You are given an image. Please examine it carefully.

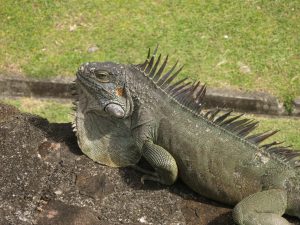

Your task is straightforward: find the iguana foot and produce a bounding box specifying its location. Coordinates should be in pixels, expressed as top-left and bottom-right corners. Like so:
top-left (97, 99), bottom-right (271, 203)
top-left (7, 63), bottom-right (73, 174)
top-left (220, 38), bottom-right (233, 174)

top-left (141, 174), bottom-right (160, 184)
top-left (233, 189), bottom-right (290, 225)
top-left (130, 165), bottom-right (157, 176)
top-left (131, 162), bottom-right (174, 185)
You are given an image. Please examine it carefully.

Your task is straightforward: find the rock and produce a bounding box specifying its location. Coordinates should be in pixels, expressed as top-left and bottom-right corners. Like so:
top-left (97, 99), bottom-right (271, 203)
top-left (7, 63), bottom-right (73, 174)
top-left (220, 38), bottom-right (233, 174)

top-left (0, 103), bottom-right (299, 225)
top-left (87, 45), bottom-right (99, 53)
top-left (238, 62), bottom-right (251, 74)
top-left (69, 24), bottom-right (77, 32)
top-left (36, 201), bottom-right (100, 225)
top-left (292, 97), bottom-right (300, 116)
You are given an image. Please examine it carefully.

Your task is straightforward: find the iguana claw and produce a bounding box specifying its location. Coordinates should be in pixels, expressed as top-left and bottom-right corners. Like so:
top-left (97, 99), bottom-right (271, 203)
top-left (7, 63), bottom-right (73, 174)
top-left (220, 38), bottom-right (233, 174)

top-left (141, 174), bottom-right (161, 184)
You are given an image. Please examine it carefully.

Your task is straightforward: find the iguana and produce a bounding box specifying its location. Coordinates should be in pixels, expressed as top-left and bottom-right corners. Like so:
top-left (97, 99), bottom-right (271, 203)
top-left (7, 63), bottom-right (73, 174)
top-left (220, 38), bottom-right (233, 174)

top-left (73, 46), bottom-right (300, 225)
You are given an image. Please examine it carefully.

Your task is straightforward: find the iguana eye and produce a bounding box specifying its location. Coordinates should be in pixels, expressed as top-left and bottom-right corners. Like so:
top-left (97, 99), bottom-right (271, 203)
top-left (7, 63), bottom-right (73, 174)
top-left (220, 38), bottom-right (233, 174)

top-left (95, 71), bottom-right (110, 83)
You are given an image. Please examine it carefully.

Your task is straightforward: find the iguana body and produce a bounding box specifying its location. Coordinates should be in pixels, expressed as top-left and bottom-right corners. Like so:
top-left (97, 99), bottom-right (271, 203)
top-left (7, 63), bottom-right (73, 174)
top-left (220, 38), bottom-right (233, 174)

top-left (74, 47), bottom-right (300, 225)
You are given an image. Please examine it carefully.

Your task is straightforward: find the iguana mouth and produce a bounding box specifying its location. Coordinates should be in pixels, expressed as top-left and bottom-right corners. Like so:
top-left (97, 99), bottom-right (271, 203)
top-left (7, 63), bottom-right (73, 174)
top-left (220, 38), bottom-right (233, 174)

top-left (104, 103), bottom-right (125, 118)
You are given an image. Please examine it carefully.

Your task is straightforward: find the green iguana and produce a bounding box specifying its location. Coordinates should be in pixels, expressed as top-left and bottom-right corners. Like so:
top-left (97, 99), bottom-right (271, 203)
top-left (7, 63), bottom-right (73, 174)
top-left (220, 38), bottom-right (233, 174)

top-left (73, 46), bottom-right (300, 225)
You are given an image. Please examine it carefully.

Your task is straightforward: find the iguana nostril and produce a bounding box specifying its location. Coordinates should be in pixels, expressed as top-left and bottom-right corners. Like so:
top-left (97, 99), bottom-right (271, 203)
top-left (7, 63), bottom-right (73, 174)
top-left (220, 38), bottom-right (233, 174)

top-left (105, 103), bottom-right (125, 118)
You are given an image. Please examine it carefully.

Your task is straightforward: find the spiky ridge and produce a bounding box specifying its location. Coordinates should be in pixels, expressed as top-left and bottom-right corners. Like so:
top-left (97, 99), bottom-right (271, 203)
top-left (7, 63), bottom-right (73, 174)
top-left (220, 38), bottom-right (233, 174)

top-left (134, 46), bottom-right (300, 168)
top-left (138, 46), bottom-right (206, 114)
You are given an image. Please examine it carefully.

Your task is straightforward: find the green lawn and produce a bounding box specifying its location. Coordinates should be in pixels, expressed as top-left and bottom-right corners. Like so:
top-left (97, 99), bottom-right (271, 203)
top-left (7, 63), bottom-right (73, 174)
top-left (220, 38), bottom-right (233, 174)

top-left (247, 114), bottom-right (300, 150)
top-left (1, 98), bottom-right (300, 149)
top-left (1, 98), bottom-right (73, 123)
top-left (1, 1), bottom-right (299, 108)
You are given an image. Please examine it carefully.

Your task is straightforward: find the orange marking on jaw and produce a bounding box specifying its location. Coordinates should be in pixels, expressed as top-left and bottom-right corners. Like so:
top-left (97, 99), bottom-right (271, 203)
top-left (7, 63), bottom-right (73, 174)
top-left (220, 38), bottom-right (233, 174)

top-left (116, 87), bottom-right (125, 97)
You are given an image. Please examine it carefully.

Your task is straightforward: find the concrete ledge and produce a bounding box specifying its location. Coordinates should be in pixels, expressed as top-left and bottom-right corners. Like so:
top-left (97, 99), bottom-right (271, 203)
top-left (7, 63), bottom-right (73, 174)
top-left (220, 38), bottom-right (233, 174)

top-left (0, 77), bottom-right (299, 116)
top-left (205, 88), bottom-right (286, 115)
top-left (0, 76), bottom-right (73, 99)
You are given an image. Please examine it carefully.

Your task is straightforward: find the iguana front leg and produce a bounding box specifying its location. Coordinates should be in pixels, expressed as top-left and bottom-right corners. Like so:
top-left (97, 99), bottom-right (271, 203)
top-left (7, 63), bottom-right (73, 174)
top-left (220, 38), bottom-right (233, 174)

top-left (131, 123), bottom-right (178, 185)
top-left (233, 189), bottom-right (290, 225)
top-left (140, 140), bottom-right (178, 185)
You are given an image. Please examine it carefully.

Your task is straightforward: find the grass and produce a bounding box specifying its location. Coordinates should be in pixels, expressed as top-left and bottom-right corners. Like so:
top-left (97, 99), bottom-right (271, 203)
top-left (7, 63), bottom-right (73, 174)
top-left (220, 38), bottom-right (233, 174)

top-left (1, 98), bottom-right (300, 149)
top-left (247, 115), bottom-right (300, 150)
top-left (0, 98), bottom-right (73, 123)
top-left (0, 1), bottom-right (299, 106)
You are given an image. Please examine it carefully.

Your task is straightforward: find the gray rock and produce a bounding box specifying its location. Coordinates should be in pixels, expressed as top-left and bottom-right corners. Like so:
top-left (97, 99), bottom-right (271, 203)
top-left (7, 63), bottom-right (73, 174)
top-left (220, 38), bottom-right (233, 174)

top-left (36, 201), bottom-right (100, 225)
top-left (87, 46), bottom-right (99, 53)
top-left (293, 97), bottom-right (300, 116)
top-left (0, 103), bottom-right (298, 225)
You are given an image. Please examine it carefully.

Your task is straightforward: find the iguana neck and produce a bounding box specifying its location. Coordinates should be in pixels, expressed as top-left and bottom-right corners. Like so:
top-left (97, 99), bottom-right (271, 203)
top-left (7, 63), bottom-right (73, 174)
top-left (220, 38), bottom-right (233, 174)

top-left (124, 65), bottom-right (165, 114)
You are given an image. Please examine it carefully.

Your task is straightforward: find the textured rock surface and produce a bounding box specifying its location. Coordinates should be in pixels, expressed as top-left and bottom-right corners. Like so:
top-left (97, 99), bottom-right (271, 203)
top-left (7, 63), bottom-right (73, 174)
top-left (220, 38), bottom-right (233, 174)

top-left (0, 103), bottom-right (299, 225)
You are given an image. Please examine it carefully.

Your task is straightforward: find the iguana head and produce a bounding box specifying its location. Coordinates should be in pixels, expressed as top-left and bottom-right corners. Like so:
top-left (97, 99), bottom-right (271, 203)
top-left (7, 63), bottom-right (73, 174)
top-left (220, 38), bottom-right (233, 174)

top-left (76, 62), bottom-right (132, 118)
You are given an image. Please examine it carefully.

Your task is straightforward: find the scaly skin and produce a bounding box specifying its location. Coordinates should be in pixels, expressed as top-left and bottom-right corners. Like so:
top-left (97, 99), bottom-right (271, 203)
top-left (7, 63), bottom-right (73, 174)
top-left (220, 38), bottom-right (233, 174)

top-left (74, 50), bottom-right (300, 225)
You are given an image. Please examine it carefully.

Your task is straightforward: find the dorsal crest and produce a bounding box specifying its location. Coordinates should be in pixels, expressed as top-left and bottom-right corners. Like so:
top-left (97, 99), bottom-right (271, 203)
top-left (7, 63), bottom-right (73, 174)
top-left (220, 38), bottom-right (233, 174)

top-left (133, 46), bottom-right (300, 168)
top-left (136, 45), bottom-right (206, 114)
